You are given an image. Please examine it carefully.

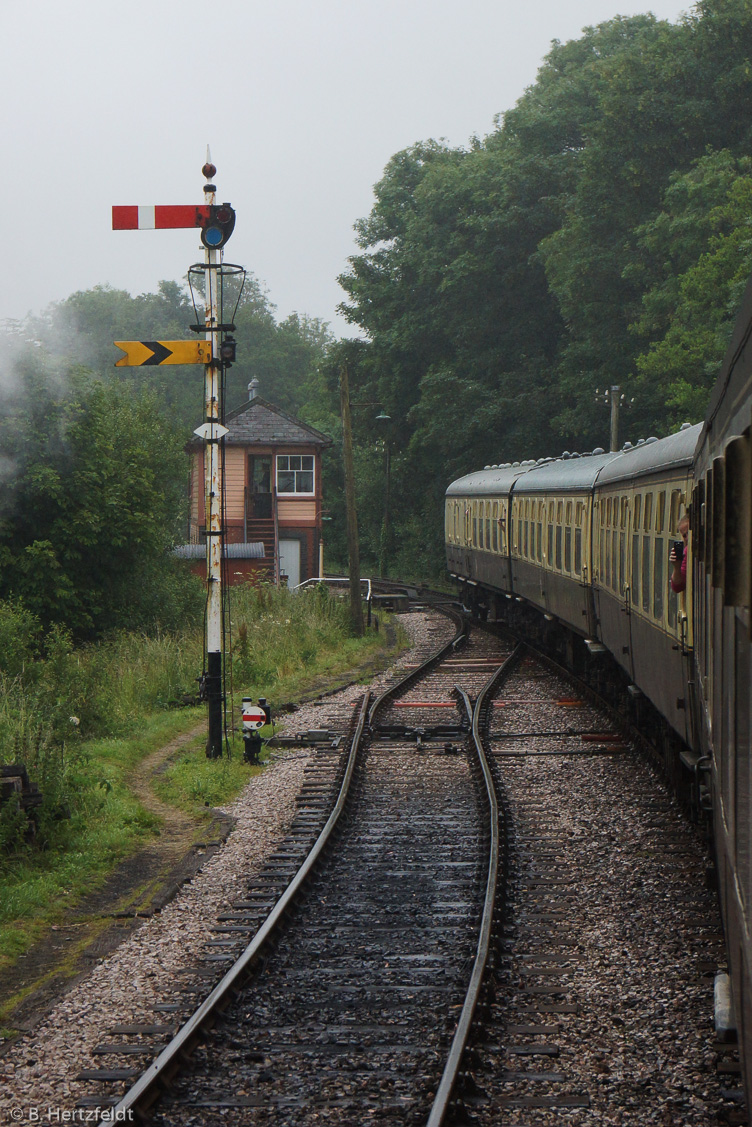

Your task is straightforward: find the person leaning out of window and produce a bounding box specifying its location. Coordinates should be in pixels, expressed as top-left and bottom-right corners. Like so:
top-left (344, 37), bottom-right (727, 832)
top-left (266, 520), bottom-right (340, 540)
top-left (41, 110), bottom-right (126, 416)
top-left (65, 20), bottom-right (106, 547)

top-left (670, 515), bottom-right (689, 593)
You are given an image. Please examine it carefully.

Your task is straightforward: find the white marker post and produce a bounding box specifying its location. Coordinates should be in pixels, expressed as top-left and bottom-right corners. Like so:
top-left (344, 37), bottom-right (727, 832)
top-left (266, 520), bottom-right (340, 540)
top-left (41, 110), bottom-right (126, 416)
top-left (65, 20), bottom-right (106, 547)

top-left (201, 156), bottom-right (225, 759)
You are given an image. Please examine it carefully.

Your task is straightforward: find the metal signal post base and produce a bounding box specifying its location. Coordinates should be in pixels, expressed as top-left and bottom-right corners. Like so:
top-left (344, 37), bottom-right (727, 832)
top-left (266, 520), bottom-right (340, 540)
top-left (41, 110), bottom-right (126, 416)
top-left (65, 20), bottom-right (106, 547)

top-left (206, 651), bottom-right (223, 759)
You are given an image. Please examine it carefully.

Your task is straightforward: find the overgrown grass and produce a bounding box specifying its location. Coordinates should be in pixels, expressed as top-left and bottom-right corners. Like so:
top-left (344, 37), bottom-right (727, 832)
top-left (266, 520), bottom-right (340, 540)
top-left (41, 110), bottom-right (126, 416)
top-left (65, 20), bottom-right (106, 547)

top-left (153, 729), bottom-right (269, 815)
top-left (0, 583), bottom-right (402, 970)
top-left (156, 582), bottom-right (398, 815)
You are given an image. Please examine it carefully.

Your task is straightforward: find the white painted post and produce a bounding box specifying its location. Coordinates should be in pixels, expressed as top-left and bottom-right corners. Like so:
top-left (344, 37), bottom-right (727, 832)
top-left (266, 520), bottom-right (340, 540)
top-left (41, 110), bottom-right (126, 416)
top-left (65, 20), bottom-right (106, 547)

top-left (202, 158), bottom-right (224, 758)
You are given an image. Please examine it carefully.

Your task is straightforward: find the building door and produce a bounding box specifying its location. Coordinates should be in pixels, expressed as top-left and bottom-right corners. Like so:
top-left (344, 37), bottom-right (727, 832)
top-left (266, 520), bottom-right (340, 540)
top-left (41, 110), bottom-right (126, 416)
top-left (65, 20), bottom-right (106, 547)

top-left (249, 456), bottom-right (272, 519)
top-left (279, 539), bottom-right (301, 589)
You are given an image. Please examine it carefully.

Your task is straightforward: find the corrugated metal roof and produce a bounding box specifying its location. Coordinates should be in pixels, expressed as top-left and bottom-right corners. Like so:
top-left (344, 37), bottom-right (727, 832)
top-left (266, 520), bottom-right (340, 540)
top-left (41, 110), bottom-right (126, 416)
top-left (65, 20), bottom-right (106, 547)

top-left (174, 542), bottom-right (266, 560)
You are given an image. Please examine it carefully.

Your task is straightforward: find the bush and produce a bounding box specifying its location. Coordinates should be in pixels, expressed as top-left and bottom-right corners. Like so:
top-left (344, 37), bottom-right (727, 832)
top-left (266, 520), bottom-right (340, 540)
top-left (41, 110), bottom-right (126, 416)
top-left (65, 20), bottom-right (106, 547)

top-left (0, 599), bottom-right (40, 678)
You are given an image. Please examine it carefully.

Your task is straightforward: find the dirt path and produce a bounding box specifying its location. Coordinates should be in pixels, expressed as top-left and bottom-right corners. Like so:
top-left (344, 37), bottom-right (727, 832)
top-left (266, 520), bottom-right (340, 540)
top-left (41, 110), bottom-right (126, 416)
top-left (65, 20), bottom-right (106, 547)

top-left (0, 723), bottom-right (234, 1036)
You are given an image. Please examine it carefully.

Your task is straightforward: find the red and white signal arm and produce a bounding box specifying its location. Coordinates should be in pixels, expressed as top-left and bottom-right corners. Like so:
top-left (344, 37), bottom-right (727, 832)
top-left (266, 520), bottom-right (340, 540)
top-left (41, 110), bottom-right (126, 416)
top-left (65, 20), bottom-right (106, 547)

top-left (242, 703), bottom-right (267, 730)
top-left (112, 205), bottom-right (211, 230)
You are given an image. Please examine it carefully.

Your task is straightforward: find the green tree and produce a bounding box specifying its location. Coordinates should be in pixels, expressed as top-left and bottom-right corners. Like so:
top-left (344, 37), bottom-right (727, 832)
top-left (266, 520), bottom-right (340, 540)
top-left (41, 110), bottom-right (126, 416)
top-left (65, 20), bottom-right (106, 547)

top-left (0, 372), bottom-right (197, 637)
top-left (23, 275), bottom-right (333, 431)
top-left (631, 151), bottom-right (752, 421)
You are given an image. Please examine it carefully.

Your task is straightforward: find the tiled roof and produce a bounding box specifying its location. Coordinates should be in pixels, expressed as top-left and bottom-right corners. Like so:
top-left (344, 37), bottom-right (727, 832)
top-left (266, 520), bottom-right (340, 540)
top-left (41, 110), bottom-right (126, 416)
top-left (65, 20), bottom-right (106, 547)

top-left (189, 396), bottom-right (332, 447)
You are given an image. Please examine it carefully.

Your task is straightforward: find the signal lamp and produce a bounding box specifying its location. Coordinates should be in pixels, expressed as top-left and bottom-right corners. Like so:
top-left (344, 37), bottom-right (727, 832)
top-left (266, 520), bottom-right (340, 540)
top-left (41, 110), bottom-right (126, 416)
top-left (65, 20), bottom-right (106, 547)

top-left (201, 203), bottom-right (236, 249)
top-left (219, 336), bottom-right (237, 365)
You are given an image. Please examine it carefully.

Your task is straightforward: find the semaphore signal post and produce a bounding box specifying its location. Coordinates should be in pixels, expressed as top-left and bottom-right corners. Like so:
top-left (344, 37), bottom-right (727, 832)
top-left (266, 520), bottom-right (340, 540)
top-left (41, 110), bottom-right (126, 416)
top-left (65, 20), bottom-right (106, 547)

top-left (112, 154), bottom-right (244, 759)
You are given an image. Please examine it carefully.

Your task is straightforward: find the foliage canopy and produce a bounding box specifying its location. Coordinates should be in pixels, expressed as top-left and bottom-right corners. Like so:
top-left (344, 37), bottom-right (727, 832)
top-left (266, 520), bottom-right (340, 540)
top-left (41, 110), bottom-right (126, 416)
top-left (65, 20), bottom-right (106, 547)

top-left (336, 0), bottom-right (752, 575)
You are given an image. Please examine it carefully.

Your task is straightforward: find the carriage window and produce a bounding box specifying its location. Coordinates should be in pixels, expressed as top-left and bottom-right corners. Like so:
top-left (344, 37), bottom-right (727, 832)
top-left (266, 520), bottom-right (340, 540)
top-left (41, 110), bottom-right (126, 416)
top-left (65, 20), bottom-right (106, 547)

top-left (642, 536), bottom-right (651, 612)
top-left (632, 533), bottom-right (640, 607)
top-left (633, 494), bottom-right (642, 531)
top-left (612, 530), bottom-right (618, 590)
top-left (564, 526), bottom-right (572, 573)
top-left (656, 492), bottom-right (666, 534)
top-left (605, 527), bottom-right (611, 587)
top-left (548, 525), bottom-right (554, 566)
top-left (537, 522), bottom-right (542, 562)
top-left (492, 504), bottom-right (498, 552)
top-left (574, 527), bottom-right (582, 575)
top-left (619, 532), bottom-right (626, 595)
top-left (555, 525), bottom-right (563, 570)
top-left (653, 537), bottom-right (665, 619)
top-left (668, 583), bottom-right (678, 628)
top-left (643, 493), bottom-right (653, 532)
top-left (524, 519), bottom-right (529, 558)
top-left (606, 497), bottom-right (612, 527)
top-left (621, 497), bottom-right (629, 528)
top-left (486, 516), bottom-right (491, 549)
top-left (669, 489), bottom-right (682, 535)
top-left (566, 501), bottom-right (573, 525)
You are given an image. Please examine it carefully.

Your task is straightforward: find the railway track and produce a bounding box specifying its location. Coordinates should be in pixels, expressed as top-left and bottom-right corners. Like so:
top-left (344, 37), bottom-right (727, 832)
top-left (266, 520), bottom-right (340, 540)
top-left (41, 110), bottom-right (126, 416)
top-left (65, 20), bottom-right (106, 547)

top-left (68, 599), bottom-right (739, 1126)
top-left (74, 605), bottom-right (515, 1124)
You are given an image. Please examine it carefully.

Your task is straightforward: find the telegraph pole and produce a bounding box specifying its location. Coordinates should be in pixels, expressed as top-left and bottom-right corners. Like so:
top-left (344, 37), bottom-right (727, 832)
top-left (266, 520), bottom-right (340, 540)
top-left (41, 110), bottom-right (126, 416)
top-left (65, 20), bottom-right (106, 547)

top-left (595, 385), bottom-right (633, 452)
top-left (339, 364), bottom-right (364, 636)
top-left (609, 385), bottom-right (620, 454)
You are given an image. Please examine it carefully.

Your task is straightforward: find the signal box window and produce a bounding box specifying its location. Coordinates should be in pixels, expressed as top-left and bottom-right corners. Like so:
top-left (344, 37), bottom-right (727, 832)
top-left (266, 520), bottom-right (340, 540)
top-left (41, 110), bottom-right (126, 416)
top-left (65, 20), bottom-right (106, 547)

top-left (277, 455), bottom-right (314, 494)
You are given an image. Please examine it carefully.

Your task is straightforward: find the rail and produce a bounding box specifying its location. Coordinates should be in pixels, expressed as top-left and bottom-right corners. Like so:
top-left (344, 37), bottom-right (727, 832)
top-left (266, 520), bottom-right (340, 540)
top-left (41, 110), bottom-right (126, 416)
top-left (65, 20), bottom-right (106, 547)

top-left (112, 691), bottom-right (372, 1120)
top-left (426, 643), bottom-right (520, 1126)
top-left (368, 604), bottom-right (467, 726)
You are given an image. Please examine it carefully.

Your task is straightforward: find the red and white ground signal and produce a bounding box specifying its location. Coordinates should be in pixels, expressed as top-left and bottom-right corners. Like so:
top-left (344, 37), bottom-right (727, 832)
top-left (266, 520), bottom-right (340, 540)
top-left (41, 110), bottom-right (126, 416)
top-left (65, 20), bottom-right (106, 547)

top-left (242, 701), bottom-right (267, 731)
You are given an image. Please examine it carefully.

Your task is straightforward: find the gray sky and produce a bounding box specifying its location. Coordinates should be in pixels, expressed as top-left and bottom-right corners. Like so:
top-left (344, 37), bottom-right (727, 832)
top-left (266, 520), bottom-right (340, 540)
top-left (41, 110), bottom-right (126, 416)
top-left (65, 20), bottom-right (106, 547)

top-left (3, 0), bottom-right (689, 337)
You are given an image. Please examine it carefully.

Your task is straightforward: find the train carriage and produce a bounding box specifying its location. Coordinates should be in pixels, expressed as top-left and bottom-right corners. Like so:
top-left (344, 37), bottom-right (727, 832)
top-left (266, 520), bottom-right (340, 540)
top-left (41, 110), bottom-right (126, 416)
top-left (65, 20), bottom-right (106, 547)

top-left (445, 463), bottom-right (532, 602)
top-left (445, 321), bottom-right (751, 1100)
top-left (693, 275), bottom-right (752, 1096)
top-left (595, 424), bottom-right (701, 746)
top-left (510, 451), bottom-right (619, 638)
